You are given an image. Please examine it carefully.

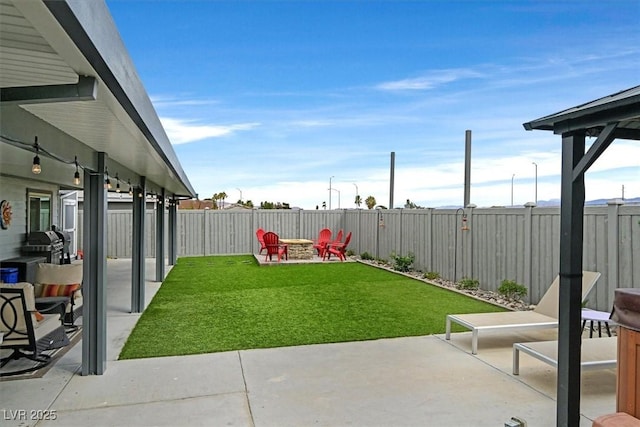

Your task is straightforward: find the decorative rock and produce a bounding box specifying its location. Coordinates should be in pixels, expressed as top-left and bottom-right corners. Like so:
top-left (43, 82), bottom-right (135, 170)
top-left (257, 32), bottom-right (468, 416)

top-left (357, 258), bottom-right (532, 311)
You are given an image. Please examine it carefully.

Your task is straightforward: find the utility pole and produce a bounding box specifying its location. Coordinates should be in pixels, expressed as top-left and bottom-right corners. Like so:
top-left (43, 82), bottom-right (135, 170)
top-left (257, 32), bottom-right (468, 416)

top-left (464, 130), bottom-right (472, 207)
top-left (511, 174), bottom-right (515, 206)
top-left (389, 152), bottom-right (395, 209)
top-left (329, 176), bottom-right (334, 210)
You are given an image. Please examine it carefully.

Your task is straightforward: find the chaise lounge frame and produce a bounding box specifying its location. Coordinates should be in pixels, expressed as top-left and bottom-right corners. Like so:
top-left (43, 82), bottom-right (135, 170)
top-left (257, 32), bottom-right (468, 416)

top-left (512, 336), bottom-right (617, 375)
top-left (445, 271), bottom-right (601, 354)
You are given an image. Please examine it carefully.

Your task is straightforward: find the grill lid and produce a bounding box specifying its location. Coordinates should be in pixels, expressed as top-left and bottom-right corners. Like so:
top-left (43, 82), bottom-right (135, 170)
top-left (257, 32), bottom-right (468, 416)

top-left (27, 230), bottom-right (60, 245)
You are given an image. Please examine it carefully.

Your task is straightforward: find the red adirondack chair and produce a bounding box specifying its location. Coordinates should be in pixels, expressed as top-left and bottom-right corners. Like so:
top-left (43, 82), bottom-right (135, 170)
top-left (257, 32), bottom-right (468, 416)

top-left (312, 228), bottom-right (332, 258)
top-left (256, 228), bottom-right (267, 254)
top-left (330, 229), bottom-right (344, 246)
top-left (324, 231), bottom-right (352, 261)
top-left (263, 231), bottom-right (288, 262)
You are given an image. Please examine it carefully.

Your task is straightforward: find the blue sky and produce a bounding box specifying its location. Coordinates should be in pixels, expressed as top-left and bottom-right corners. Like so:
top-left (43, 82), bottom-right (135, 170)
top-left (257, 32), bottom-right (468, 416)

top-left (106, 0), bottom-right (639, 209)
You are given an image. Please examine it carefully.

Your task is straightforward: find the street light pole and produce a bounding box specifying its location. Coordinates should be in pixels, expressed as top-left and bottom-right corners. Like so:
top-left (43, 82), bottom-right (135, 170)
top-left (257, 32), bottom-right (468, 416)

top-left (532, 162), bottom-right (538, 205)
top-left (511, 174), bottom-right (515, 206)
top-left (329, 176), bottom-right (334, 210)
top-left (236, 187), bottom-right (242, 202)
top-left (330, 188), bottom-right (341, 209)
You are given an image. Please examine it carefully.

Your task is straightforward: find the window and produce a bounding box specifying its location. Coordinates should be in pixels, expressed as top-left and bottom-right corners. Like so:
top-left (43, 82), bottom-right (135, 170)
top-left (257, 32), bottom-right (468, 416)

top-left (27, 190), bottom-right (52, 233)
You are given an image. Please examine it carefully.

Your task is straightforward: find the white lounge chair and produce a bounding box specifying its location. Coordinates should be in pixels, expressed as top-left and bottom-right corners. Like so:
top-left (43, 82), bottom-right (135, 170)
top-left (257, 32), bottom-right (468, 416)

top-left (445, 271), bottom-right (601, 354)
top-left (512, 336), bottom-right (617, 375)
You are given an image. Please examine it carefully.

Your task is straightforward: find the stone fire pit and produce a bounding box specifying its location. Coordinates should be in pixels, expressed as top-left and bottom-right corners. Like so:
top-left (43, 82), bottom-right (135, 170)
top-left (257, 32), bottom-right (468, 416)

top-left (279, 239), bottom-right (314, 260)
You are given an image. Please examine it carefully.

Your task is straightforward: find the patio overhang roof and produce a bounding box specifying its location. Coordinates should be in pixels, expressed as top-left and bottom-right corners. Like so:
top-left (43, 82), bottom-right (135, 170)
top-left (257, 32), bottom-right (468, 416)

top-left (523, 85), bottom-right (640, 426)
top-left (0, 0), bottom-right (196, 198)
top-left (523, 85), bottom-right (640, 139)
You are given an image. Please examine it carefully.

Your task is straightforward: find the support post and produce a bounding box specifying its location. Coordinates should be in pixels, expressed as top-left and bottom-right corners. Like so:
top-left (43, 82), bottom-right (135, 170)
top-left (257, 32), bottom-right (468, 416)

top-left (81, 153), bottom-right (108, 375)
top-left (607, 199), bottom-right (624, 308)
top-left (557, 132), bottom-right (586, 427)
top-left (131, 177), bottom-right (146, 313)
top-left (168, 197), bottom-right (177, 265)
top-left (155, 188), bottom-right (165, 281)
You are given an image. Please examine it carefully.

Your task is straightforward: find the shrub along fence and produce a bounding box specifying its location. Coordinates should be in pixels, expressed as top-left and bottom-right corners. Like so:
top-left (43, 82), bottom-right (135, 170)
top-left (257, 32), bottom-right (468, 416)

top-left (80, 201), bottom-right (639, 311)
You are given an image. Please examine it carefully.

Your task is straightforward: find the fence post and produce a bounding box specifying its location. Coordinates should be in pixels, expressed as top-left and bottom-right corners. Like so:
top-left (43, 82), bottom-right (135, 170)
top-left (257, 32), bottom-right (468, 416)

top-left (426, 208), bottom-right (433, 272)
top-left (203, 209), bottom-right (209, 256)
top-left (298, 208), bottom-right (303, 239)
top-left (251, 209), bottom-right (257, 254)
top-left (399, 209), bottom-right (404, 255)
top-left (524, 202), bottom-right (536, 303)
top-left (376, 210), bottom-right (382, 260)
top-left (356, 208), bottom-right (362, 256)
top-left (607, 199), bottom-right (624, 308)
top-left (464, 204), bottom-right (476, 283)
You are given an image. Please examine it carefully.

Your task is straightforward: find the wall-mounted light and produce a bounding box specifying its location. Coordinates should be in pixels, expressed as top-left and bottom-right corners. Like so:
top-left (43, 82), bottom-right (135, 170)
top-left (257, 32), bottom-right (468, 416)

top-left (461, 213), bottom-right (470, 231)
top-left (73, 156), bottom-right (81, 185)
top-left (32, 137), bottom-right (41, 174)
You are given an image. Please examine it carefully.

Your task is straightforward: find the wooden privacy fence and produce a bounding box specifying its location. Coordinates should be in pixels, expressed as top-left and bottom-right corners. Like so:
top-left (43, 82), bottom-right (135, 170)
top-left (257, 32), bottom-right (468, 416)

top-left (79, 201), bottom-right (639, 312)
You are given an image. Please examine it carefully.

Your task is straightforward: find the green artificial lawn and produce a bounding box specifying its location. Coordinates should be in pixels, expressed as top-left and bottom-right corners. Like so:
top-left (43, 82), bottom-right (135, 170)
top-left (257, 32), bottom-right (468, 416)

top-left (119, 255), bottom-right (506, 359)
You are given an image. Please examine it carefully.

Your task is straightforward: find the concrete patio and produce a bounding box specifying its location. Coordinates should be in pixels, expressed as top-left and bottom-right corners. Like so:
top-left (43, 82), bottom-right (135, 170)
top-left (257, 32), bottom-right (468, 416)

top-left (0, 258), bottom-right (618, 427)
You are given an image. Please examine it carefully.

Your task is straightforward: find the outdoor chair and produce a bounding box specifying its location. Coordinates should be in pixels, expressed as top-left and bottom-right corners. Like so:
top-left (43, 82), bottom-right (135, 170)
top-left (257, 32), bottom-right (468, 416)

top-left (324, 231), bottom-right (352, 261)
top-left (263, 231), bottom-right (288, 262)
top-left (329, 229), bottom-right (344, 247)
top-left (1, 283), bottom-right (69, 376)
top-left (312, 228), bottom-right (332, 258)
top-left (445, 271), bottom-right (601, 354)
top-left (256, 228), bottom-right (267, 254)
top-left (34, 262), bottom-right (83, 329)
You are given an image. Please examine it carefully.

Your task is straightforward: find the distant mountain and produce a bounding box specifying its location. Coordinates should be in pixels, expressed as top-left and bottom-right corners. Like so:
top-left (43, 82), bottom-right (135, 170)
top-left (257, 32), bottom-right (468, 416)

top-left (430, 197), bottom-right (639, 209)
top-left (535, 199), bottom-right (561, 207)
top-left (521, 197), bottom-right (639, 207)
top-left (521, 196), bottom-right (640, 207)
top-left (585, 197), bottom-right (640, 206)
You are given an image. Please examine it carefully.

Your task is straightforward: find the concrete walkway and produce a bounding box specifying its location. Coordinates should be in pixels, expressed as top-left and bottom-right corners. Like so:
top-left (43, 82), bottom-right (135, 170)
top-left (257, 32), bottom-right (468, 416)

top-left (0, 259), bottom-right (617, 426)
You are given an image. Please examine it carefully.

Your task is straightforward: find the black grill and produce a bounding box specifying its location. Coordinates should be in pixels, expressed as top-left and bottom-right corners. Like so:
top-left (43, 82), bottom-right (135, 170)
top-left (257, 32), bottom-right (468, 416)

top-left (51, 228), bottom-right (72, 264)
top-left (22, 231), bottom-right (63, 264)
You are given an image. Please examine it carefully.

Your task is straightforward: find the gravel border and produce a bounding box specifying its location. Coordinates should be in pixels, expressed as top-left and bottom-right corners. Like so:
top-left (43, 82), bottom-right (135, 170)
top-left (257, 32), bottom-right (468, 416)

top-left (356, 259), bottom-right (533, 312)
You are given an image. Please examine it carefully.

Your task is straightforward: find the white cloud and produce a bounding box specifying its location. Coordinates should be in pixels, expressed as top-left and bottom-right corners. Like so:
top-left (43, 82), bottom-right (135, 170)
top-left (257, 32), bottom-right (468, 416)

top-left (376, 68), bottom-right (483, 91)
top-left (160, 117), bottom-right (260, 145)
top-left (150, 95), bottom-right (220, 107)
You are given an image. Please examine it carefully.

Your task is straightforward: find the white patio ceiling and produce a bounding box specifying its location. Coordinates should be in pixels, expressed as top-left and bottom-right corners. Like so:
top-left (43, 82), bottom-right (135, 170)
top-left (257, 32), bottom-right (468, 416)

top-left (0, 0), bottom-right (195, 198)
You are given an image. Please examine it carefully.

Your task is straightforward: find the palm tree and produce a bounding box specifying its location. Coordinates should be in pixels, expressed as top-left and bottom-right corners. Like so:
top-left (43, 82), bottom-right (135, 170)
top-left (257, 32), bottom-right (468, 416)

top-left (355, 195), bottom-right (362, 208)
top-left (218, 191), bottom-right (228, 209)
top-left (365, 196), bottom-right (376, 209)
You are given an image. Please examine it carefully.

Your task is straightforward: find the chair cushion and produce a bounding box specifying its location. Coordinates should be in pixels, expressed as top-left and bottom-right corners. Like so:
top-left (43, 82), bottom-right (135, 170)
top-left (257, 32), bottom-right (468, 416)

top-left (35, 262), bottom-right (83, 286)
top-left (41, 283), bottom-right (80, 297)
